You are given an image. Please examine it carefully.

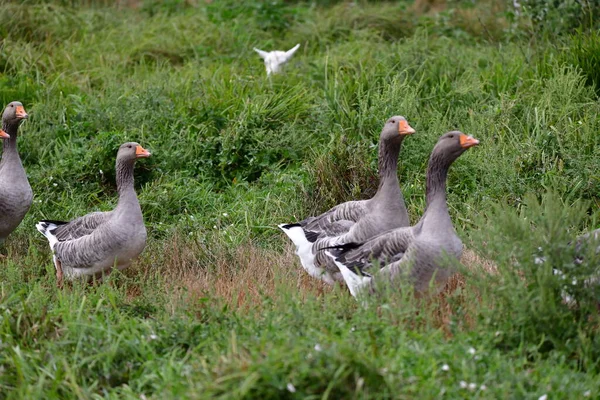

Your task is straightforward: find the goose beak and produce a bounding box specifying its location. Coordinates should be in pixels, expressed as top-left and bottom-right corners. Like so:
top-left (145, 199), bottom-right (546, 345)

top-left (398, 120), bottom-right (416, 135)
top-left (135, 145), bottom-right (151, 158)
top-left (15, 105), bottom-right (28, 120)
top-left (459, 134), bottom-right (479, 148)
top-left (0, 129), bottom-right (9, 139)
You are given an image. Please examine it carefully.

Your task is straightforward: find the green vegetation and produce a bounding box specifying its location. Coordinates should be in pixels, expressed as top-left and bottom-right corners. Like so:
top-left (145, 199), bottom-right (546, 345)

top-left (1, 0), bottom-right (599, 398)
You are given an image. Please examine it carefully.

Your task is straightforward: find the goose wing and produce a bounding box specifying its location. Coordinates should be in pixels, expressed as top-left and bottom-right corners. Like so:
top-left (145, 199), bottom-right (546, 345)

top-left (301, 200), bottom-right (368, 233)
top-left (53, 227), bottom-right (121, 269)
top-left (329, 227), bottom-right (415, 274)
top-left (42, 211), bottom-right (112, 242)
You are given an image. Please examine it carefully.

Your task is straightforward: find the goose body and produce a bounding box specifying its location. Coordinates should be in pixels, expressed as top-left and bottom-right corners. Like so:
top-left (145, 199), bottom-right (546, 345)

top-left (36, 142), bottom-right (150, 285)
top-left (254, 44), bottom-right (300, 75)
top-left (280, 116), bottom-right (415, 283)
top-left (326, 132), bottom-right (479, 298)
top-left (0, 102), bottom-right (32, 242)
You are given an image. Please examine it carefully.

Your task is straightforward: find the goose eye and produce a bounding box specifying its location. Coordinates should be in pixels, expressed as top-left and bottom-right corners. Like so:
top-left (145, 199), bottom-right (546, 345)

top-left (10, 104), bottom-right (13, 108)
top-left (391, 120), bottom-right (395, 124)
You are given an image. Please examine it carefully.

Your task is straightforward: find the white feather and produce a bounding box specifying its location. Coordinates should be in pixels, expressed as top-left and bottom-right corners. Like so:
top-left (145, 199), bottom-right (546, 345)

top-left (324, 251), bottom-right (372, 298)
top-left (35, 221), bottom-right (59, 251)
top-left (278, 224), bottom-right (334, 284)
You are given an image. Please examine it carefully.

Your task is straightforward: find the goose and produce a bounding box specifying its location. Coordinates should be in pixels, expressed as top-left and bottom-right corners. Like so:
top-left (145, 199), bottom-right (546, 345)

top-left (36, 142), bottom-right (151, 287)
top-left (280, 116), bottom-right (416, 283)
top-left (0, 101), bottom-right (32, 242)
top-left (254, 43), bottom-right (300, 76)
top-left (325, 131), bottom-right (479, 298)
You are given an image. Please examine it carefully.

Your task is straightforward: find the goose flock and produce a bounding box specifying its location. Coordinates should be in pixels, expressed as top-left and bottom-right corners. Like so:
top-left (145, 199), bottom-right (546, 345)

top-left (0, 99), bottom-right (597, 302)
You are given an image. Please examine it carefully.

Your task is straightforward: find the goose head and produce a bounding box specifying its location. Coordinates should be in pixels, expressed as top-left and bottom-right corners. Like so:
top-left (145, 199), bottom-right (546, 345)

top-left (380, 116), bottom-right (415, 143)
top-left (434, 131), bottom-right (479, 162)
top-left (118, 142), bottom-right (151, 162)
top-left (2, 101), bottom-right (28, 126)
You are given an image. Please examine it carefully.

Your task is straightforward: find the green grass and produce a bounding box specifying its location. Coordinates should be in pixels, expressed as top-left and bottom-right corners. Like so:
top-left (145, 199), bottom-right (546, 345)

top-left (1, 0), bottom-right (600, 398)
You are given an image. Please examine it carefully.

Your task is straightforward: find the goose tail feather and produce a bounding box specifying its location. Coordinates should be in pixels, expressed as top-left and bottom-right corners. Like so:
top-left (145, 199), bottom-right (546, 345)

top-left (324, 251), bottom-right (371, 298)
top-left (36, 221), bottom-right (60, 251)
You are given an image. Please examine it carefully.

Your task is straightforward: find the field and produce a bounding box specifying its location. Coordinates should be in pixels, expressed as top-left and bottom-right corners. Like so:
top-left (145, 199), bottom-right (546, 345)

top-left (1, 0), bottom-right (600, 398)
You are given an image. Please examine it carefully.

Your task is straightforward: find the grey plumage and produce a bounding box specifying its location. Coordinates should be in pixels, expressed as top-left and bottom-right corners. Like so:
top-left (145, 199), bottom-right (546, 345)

top-left (327, 131), bottom-right (480, 297)
top-left (36, 142), bottom-right (151, 285)
top-left (280, 116), bottom-right (416, 283)
top-left (0, 101), bottom-right (32, 242)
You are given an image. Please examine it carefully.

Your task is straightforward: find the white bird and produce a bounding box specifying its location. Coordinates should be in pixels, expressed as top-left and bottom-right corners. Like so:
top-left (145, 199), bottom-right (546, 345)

top-left (253, 43), bottom-right (300, 76)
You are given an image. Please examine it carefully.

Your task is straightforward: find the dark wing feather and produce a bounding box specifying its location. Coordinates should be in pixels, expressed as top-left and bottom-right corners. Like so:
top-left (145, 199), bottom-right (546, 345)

top-left (334, 228), bottom-right (415, 273)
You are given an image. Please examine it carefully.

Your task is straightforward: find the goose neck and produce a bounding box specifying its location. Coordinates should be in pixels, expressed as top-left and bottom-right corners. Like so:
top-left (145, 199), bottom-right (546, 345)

top-left (375, 138), bottom-right (401, 194)
top-left (116, 158), bottom-right (137, 202)
top-left (2, 121), bottom-right (20, 154)
top-left (420, 151), bottom-right (452, 230)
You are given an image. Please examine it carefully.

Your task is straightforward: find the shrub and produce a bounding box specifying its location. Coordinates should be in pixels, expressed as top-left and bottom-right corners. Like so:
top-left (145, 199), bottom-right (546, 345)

top-left (471, 192), bottom-right (600, 371)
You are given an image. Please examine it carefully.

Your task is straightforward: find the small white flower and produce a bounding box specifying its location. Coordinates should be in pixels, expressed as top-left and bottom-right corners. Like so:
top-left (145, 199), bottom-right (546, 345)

top-left (53, 183), bottom-right (58, 187)
top-left (467, 347), bottom-right (476, 355)
top-left (314, 344), bottom-right (322, 352)
top-left (441, 364), bottom-right (450, 371)
top-left (49, 176), bottom-right (53, 181)
top-left (480, 384), bottom-right (487, 391)
top-left (538, 395), bottom-right (548, 400)
top-left (99, 169), bottom-right (103, 175)
top-left (459, 381), bottom-right (468, 389)
top-left (495, 331), bottom-right (502, 337)
top-left (222, 212), bottom-right (228, 217)
top-left (286, 383), bottom-right (296, 393)
top-left (468, 383), bottom-right (477, 391)
top-left (356, 377), bottom-right (365, 389)
top-left (149, 334), bottom-right (158, 340)
top-left (584, 390), bottom-right (591, 397)
top-left (213, 225), bottom-right (217, 229)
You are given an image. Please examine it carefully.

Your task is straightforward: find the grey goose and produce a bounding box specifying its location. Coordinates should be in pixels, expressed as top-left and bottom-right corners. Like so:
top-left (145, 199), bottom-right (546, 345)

top-left (280, 116), bottom-right (415, 284)
top-left (325, 132), bottom-right (479, 298)
top-left (0, 101), bottom-right (32, 242)
top-left (36, 142), bottom-right (151, 286)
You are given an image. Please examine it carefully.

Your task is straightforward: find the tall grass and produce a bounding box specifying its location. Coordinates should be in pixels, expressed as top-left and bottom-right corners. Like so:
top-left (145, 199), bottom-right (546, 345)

top-left (0, 0), bottom-right (599, 398)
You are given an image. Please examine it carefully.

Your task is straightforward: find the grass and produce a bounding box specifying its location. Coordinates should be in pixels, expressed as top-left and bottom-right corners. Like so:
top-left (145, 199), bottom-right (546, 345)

top-left (1, 0), bottom-right (600, 398)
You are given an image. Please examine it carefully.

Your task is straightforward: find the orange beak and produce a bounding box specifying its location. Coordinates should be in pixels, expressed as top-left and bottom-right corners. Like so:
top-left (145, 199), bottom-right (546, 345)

top-left (398, 120), bottom-right (416, 135)
top-left (135, 145), bottom-right (151, 158)
top-left (459, 134), bottom-right (479, 148)
top-left (15, 105), bottom-right (28, 119)
top-left (0, 129), bottom-right (9, 139)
